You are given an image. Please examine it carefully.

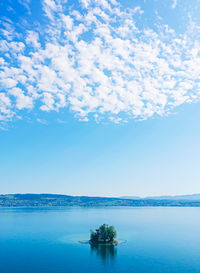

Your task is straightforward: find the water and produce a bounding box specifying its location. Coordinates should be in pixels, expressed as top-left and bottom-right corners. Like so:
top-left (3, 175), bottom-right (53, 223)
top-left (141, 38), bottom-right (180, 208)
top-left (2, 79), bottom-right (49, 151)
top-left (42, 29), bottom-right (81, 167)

top-left (0, 207), bottom-right (200, 273)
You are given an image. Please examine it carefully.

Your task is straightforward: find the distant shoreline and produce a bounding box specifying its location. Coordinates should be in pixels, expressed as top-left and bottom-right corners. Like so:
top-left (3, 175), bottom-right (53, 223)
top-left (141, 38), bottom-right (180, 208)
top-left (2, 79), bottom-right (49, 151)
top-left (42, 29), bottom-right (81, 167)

top-left (0, 194), bottom-right (200, 207)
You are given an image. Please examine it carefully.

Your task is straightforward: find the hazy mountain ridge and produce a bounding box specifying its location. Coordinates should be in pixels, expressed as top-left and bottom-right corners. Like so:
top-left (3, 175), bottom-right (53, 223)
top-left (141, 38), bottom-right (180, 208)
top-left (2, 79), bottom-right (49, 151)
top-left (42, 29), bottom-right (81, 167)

top-left (0, 194), bottom-right (200, 207)
top-left (121, 194), bottom-right (200, 200)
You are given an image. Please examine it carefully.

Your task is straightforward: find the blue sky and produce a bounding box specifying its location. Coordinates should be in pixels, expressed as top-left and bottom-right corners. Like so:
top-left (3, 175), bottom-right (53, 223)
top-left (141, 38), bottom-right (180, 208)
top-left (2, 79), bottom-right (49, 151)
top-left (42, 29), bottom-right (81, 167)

top-left (0, 0), bottom-right (200, 196)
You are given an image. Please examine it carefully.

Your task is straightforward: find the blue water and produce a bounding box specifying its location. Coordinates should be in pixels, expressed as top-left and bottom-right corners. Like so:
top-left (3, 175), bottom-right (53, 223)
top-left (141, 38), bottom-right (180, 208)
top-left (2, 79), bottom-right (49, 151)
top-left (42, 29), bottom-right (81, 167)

top-left (0, 207), bottom-right (200, 273)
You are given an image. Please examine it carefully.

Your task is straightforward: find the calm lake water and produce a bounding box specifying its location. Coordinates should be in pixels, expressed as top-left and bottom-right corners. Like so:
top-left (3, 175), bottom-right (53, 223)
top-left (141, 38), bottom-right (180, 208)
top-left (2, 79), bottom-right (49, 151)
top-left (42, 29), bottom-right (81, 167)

top-left (0, 207), bottom-right (200, 273)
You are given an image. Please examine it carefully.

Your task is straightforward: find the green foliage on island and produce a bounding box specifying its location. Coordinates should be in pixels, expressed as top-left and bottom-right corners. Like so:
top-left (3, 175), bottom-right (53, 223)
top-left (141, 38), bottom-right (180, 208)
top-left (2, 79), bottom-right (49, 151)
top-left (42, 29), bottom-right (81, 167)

top-left (90, 224), bottom-right (117, 245)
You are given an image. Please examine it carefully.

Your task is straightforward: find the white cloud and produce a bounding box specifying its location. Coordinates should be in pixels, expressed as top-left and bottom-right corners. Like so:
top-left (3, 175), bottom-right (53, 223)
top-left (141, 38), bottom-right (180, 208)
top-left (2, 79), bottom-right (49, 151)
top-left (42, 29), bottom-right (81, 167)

top-left (1, 0), bottom-right (200, 124)
top-left (18, 0), bottom-right (31, 14)
top-left (26, 31), bottom-right (40, 48)
top-left (79, 0), bottom-right (91, 8)
top-left (36, 118), bottom-right (48, 124)
top-left (172, 0), bottom-right (177, 9)
top-left (0, 93), bottom-right (12, 121)
top-left (43, 0), bottom-right (61, 20)
top-left (40, 92), bottom-right (55, 111)
top-left (0, 78), bottom-right (17, 89)
top-left (9, 88), bottom-right (33, 109)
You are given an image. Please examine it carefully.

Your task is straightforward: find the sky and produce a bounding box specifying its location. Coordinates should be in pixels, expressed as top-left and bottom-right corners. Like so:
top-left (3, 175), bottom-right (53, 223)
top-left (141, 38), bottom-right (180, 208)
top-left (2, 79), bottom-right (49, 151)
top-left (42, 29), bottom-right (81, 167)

top-left (0, 0), bottom-right (200, 196)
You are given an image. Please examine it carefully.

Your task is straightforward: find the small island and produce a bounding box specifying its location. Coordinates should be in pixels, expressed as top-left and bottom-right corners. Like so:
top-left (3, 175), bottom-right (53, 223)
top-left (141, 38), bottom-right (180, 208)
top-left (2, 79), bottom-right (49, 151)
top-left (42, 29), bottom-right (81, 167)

top-left (90, 224), bottom-right (118, 245)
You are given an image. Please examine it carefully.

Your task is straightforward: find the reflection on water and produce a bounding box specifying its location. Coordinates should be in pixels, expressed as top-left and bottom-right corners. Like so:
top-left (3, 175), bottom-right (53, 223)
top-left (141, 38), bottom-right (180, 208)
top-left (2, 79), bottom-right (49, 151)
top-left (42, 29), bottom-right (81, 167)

top-left (2, 208), bottom-right (200, 273)
top-left (90, 244), bottom-right (117, 261)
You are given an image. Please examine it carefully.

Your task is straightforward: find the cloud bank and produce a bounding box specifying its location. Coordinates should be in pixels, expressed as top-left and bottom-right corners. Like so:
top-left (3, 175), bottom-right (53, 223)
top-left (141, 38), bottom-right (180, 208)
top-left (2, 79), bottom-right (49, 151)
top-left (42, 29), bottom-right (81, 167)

top-left (0, 0), bottom-right (200, 124)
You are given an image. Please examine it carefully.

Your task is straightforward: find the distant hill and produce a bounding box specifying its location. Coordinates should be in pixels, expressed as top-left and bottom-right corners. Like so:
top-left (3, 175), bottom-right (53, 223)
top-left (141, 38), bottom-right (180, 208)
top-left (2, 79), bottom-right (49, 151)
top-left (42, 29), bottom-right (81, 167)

top-left (120, 196), bottom-right (141, 200)
top-left (0, 193), bottom-right (200, 207)
top-left (121, 194), bottom-right (200, 201)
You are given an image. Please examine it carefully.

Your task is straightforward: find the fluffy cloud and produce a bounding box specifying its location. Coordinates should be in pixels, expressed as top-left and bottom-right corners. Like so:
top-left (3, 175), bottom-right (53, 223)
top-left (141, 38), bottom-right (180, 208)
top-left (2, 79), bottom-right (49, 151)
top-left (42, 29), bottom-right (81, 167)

top-left (0, 0), bottom-right (200, 124)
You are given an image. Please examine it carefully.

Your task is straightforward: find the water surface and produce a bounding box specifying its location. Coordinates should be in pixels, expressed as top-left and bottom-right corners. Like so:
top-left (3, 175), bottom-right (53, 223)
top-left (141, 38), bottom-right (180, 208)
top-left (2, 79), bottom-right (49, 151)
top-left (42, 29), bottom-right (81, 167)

top-left (0, 207), bottom-right (200, 273)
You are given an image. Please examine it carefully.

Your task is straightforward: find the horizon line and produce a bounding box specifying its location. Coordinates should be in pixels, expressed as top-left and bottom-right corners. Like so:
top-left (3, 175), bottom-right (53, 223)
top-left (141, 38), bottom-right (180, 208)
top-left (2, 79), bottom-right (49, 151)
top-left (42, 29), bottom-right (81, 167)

top-left (1, 193), bottom-right (200, 198)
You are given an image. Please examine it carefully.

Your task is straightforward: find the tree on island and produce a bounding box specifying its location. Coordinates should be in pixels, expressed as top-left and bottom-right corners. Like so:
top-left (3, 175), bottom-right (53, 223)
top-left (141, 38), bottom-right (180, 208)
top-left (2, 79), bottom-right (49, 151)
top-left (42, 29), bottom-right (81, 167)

top-left (90, 224), bottom-right (117, 245)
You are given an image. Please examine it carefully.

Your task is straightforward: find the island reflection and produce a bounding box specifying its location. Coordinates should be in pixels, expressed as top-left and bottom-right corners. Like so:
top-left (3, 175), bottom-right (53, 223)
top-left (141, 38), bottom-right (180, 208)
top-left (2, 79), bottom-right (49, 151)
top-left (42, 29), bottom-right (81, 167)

top-left (90, 244), bottom-right (117, 261)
